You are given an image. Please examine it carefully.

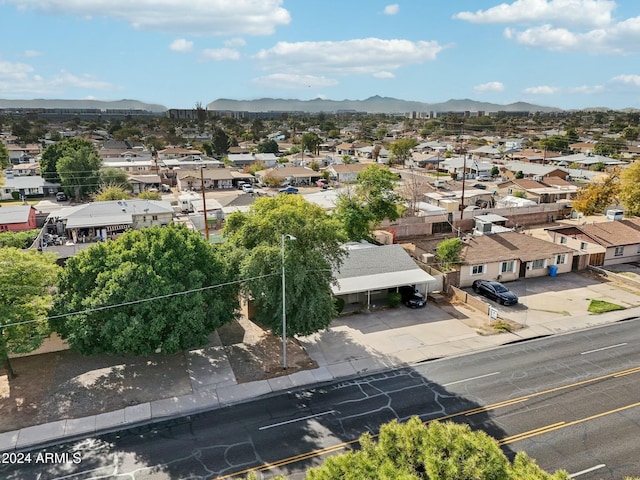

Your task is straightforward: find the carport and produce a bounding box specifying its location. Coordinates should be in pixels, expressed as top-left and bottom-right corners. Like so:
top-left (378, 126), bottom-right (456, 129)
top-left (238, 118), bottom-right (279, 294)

top-left (332, 243), bottom-right (436, 309)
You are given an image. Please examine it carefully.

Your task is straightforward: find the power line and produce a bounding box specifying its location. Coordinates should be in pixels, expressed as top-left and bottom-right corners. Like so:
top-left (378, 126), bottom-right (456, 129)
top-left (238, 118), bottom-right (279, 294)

top-left (0, 271), bottom-right (279, 329)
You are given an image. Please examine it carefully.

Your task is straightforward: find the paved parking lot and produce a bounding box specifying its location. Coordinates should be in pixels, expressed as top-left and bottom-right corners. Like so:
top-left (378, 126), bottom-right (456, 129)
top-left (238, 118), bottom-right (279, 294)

top-left (467, 272), bottom-right (640, 327)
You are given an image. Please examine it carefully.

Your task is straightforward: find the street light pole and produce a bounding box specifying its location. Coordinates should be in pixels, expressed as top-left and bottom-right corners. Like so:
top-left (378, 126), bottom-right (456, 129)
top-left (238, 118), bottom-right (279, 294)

top-left (200, 166), bottom-right (209, 241)
top-left (281, 233), bottom-right (296, 369)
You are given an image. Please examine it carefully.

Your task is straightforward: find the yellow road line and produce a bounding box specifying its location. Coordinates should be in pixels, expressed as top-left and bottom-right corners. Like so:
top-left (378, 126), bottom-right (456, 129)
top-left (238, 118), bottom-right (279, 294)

top-left (212, 364), bottom-right (640, 479)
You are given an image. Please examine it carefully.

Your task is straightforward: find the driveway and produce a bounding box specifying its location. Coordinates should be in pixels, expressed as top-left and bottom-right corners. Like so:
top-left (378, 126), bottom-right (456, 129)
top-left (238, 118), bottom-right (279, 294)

top-left (466, 272), bottom-right (640, 327)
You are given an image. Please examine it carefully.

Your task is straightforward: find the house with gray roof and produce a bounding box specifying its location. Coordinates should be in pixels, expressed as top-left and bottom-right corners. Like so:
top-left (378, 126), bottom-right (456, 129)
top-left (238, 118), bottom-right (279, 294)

top-left (44, 199), bottom-right (174, 245)
top-left (332, 243), bottom-right (436, 308)
top-left (0, 174), bottom-right (60, 200)
top-left (0, 205), bottom-right (37, 232)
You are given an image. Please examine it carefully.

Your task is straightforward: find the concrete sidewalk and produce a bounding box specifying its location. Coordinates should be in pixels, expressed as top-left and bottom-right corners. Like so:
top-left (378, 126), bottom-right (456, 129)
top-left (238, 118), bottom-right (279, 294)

top-left (1, 303), bottom-right (639, 453)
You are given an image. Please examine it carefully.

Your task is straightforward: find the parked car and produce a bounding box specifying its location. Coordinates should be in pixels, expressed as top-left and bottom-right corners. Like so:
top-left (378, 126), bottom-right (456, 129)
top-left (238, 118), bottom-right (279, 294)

top-left (279, 186), bottom-right (299, 194)
top-left (476, 175), bottom-right (492, 182)
top-left (241, 183), bottom-right (254, 193)
top-left (472, 183), bottom-right (487, 190)
top-left (472, 280), bottom-right (518, 306)
top-left (398, 286), bottom-right (427, 308)
top-left (56, 192), bottom-right (68, 202)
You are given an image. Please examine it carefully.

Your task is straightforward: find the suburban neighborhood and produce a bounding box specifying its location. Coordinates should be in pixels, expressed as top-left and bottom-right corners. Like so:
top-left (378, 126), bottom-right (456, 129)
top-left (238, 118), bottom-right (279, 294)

top-left (2, 105), bottom-right (640, 479)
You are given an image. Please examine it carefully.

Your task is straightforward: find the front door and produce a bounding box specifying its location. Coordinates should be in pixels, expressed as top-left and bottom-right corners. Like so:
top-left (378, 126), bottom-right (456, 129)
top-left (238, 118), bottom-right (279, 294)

top-left (519, 261), bottom-right (527, 278)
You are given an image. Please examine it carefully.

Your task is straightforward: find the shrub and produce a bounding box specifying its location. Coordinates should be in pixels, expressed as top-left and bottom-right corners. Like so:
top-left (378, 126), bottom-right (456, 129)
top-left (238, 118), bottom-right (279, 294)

top-left (11, 191), bottom-right (20, 200)
top-left (334, 297), bottom-right (345, 315)
top-left (387, 292), bottom-right (402, 308)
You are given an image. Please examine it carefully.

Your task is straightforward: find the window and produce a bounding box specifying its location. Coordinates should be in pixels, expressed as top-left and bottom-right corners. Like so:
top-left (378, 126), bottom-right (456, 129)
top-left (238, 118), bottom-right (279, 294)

top-left (470, 265), bottom-right (485, 275)
top-left (500, 260), bottom-right (515, 273)
top-left (556, 254), bottom-right (567, 265)
top-left (560, 236), bottom-right (567, 244)
top-left (531, 259), bottom-right (546, 269)
top-left (507, 188), bottom-right (513, 195)
top-left (580, 242), bottom-right (588, 250)
top-left (614, 246), bottom-right (624, 257)
top-left (152, 215), bottom-right (158, 221)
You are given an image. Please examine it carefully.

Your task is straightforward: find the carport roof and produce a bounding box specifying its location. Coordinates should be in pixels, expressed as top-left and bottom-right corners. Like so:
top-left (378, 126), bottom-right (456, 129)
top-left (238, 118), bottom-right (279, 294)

top-left (332, 244), bottom-right (435, 295)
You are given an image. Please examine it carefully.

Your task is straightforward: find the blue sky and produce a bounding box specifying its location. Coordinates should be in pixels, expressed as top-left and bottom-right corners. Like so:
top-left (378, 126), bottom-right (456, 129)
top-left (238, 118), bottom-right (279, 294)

top-left (1, 0), bottom-right (640, 110)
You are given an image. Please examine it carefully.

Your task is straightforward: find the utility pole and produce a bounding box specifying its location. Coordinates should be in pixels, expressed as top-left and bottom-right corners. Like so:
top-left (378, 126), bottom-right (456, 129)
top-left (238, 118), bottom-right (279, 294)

top-left (459, 126), bottom-right (467, 220)
top-left (200, 167), bottom-right (209, 241)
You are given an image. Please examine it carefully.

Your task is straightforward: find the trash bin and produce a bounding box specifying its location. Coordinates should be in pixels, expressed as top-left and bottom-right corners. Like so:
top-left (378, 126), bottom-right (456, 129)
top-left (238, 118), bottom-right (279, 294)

top-left (547, 265), bottom-right (558, 277)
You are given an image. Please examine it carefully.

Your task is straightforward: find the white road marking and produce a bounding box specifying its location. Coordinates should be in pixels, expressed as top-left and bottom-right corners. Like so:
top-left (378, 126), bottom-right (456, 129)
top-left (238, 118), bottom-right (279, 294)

top-left (569, 464), bottom-right (606, 477)
top-left (580, 343), bottom-right (627, 355)
top-left (259, 410), bottom-right (335, 430)
top-left (443, 371), bottom-right (501, 387)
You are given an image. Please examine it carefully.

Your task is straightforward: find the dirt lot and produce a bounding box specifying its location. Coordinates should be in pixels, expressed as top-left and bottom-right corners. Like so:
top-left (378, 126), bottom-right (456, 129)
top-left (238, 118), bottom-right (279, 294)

top-left (0, 317), bottom-right (315, 433)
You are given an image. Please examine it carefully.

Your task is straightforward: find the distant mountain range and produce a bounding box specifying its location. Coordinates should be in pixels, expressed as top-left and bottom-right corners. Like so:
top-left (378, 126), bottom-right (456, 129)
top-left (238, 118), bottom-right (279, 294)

top-left (207, 95), bottom-right (563, 114)
top-left (0, 99), bottom-right (167, 112)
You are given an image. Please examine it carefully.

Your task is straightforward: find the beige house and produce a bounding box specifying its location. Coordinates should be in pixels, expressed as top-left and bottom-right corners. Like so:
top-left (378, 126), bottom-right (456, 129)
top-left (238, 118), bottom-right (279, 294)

top-left (546, 218), bottom-right (640, 266)
top-left (459, 232), bottom-right (574, 287)
top-left (327, 163), bottom-right (370, 183)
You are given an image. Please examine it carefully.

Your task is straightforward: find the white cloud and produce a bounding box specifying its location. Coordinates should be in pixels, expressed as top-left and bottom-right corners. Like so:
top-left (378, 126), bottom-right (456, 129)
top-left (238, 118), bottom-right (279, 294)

top-left (523, 85), bottom-right (560, 94)
top-left (21, 50), bottom-right (43, 58)
top-left (224, 38), bottom-right (246, 47)
top-left (170, 39), bottom-right (193, 52)
top-left (200, 48), bottom-right (240, 61)
top-left (474, 81), bottom-right (504, 93)
top-left (569, 85), bottom-right (605, 94)
top-left (0, 59), bottom-right (115, 97)
top-left (612, 74), bottom-right (640, 87)
top-left (373, 71), bottom-right (395, 79)
top-left (454, 0), bottom-right (614, 28)
top-left (384, 4), bottom-right (399, 15)
top-left (7, 0), bottom-right (291, 36)
top-left (252, 73), bottom-right (338, 90)
top-left (254, 38), bottom-right (445, 75)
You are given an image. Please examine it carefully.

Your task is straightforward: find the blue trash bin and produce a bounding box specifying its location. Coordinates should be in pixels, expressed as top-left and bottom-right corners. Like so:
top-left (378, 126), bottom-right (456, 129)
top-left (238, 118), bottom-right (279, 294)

top-left (548, 265), bottom-right (558, 277)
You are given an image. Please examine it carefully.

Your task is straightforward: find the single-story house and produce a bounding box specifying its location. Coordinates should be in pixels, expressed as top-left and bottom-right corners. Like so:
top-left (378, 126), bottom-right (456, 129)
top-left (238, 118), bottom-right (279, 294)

top-left (332, 243), bottom-right (436, 308)
top-left (499, 161), bottom-right (569, 181)
top-left (546, 218), bottom-right (640, 266)
top-left (128, 174), bottom-right (163, 194)
top-left (326, 163), bottom-right (370, 183)
top-left (0, 205), bottom-right (37, 232)
top-left (1, 174), bottom-right (60, 200)
top-left (44, 199), bottom-right (174, 245)
top-left (227, 153), bottom-right (278, 168)
top-left (176, 168), bottom-right (238, 191)
top-left (11, 163), bottom-right (40, 176)
top-left (255, 166), bottom-right (321, 186)
top-left (459, 231), bottom-right (574, 287)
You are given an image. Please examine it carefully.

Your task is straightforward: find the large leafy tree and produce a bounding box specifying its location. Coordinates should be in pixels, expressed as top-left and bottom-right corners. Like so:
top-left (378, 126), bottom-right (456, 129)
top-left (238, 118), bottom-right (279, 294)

top-left (57, 145), bottom-right (102, 199)
top-left (620, 160), bottom-right (640, 215)
top-left (305, 417), bottom-right (569, 480)
top-left (389, 138), bottom-right (418, 165)
top-left (257, 139), bottom-right (279, 154)
top-left (40, 137), bottom-right (96, 183)
top-left (300, 132), bottom-right (322, 155)
top-left (94, 185), bottom-right (132, 201)
top-left (334, 191), bottom-right (376, 242)
top-left (0, 142), bottom-right (9, 169)
top-left (99, 167), bottom-right (131, 190)
top-left (436, 238), bottom-right (463, 271)
top-left (223, 195), bottom-right (346, 337)
top-left (356, 164), bottom-right (403, 224)
top-left (211, 127), bottom-right (230, 157)
top-left (0, 248), bottom-right (60, 377)
top-left (51, 225), bottom-right (238, 355)
top-left (572, 169), bottom-right (620, 216)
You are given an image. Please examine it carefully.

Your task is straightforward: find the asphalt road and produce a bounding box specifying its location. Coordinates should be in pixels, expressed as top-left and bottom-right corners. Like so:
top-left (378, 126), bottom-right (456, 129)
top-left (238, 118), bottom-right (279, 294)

top-left (2, 318), bottom-right (640, 480)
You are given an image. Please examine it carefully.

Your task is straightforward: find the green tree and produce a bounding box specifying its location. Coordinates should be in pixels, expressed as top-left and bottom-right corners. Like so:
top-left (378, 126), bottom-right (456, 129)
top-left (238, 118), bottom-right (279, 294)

top-left (138, 190), bottom-right (162, 200)
top-left (540, 135), bottom-right (569, 152)
top-left (436, 238), bottom-right (463, 271)
top-left (334, 191), bottom-right (376, 241)
top-left (94, 185), bottom-right (132, 201)
top-left (99, 167), bottom-right (131, 190)
top-left (0, 248), bottom-right (60, 377)
top-left (389, 138), bottom-right (418, 165)
top-left (514, 170), bottom-right (524, 179)
top-left (257, 139), bottom-right (279, 154)
top-left (300, 132), bottom-right (322, 155)
top-left (593, 138), bottom-right (625, 157)
top-left (223, 195), bottom-right (346, 337)
top-left (490, 166), bottom-right (500, 177)
top-left (620, 160), bottom-right (640, 215)
top-left (211, 127), bottom-right (230, 157)
top-left (0, 230), bottom-right (40, 249)
top-left (356, 164), bottom-right (403, 224)
top-left (40, 137), bottom-right (97, 183)
top-left (57, 146), bottom-right (102, 199)
top-left (572, 169), bottom-right (620, 216)
top-left (51, 225), bottom-right (238, 355)
top-left (621, 126), bottom-right (639, 141)
top-left (0, 142), bottom-right (9, 169)
top-left (305, 417), bottom-right (569, 480)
